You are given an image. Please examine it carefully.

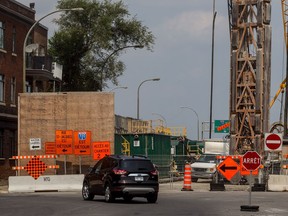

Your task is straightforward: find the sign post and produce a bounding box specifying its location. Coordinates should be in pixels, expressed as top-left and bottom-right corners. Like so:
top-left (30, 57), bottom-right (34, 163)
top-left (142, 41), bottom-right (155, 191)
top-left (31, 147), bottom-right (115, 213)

top-left (241, 151), bottom-right (261, 212)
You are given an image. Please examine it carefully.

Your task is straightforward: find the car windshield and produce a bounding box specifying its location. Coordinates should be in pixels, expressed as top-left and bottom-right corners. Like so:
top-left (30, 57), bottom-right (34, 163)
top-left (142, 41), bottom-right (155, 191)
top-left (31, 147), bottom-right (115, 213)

top-left (196, 155), bottom-right (217, 163)
top-left (120, 159), bottom-right (155, 172)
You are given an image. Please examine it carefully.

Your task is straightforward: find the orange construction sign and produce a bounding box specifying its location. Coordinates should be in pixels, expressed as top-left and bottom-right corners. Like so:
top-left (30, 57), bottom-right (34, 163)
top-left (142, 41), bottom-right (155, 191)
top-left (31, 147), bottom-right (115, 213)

top-left (73, 131), bottom-right (91, 155)
top-left (12, 155), bottom-right (59, 180)
top-left (45, 142), bottom-right (56, 155)
top-left (217, 156), bottom-right (240, 181)
top-left (93, 141), bottom-right (111, 160)
top-left (55, 130), bottom-right (73, 155)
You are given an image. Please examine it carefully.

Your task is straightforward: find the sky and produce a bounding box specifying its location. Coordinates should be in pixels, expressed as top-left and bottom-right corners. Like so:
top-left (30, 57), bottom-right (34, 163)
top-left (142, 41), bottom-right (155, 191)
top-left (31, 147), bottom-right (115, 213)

top-left (19, 0), bottom-right (285, 140)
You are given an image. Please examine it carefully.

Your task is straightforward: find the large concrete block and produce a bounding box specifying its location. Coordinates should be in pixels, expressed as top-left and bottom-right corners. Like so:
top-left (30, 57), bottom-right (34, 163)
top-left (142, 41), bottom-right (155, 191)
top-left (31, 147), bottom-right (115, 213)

top-left (8, 174), bottom-right (84, 193)
top-left (267, 175), bottom-right (288, 192)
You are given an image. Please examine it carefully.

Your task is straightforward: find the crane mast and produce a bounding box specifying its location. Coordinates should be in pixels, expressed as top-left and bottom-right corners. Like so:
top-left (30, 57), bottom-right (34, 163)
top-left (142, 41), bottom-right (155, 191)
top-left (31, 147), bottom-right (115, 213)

top-left (282, 0), bottom-right (288, 139)
top-left (229, 0), bottom-right (272, 155)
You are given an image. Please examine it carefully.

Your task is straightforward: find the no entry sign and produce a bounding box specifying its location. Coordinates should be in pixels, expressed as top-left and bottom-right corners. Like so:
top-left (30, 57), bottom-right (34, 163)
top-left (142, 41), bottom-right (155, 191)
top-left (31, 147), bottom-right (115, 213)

top-left (264, 133), bottom-right (282, 151)
top-left (242, 151), bottom-right (261, 171)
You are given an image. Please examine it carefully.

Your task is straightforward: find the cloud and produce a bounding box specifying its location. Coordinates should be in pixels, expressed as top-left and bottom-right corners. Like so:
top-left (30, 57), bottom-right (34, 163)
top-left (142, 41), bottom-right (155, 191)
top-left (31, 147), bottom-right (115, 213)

top-left (160, 10), bottom-right (227, 45)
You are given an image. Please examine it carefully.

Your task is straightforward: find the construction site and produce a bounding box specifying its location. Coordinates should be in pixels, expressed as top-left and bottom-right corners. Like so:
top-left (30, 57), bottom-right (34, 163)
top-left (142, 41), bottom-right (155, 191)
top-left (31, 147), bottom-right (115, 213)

top-left (2, 0), bottom-right (288, 193)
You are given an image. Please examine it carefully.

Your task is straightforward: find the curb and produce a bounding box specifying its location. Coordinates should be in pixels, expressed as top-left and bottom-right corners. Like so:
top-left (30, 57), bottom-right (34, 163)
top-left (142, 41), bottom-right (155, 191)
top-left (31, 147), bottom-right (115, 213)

top-left (0, 177), bottom-right (183, 194)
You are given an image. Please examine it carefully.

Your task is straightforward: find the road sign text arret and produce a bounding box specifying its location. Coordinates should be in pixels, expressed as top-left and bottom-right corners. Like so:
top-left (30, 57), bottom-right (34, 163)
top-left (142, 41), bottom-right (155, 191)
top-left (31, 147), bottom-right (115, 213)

top-left (242, 151), bottom-right (261, 171)
top-left (242, 158), bottom-right (260, 165)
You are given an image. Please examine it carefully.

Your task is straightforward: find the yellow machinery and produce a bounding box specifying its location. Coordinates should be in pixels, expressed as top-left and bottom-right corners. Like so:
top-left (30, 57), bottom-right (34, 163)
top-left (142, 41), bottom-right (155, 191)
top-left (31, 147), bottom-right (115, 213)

top-left (121, 135), bottom-right (130, 156)
top-left (270, 1), bottom-right (288, 109)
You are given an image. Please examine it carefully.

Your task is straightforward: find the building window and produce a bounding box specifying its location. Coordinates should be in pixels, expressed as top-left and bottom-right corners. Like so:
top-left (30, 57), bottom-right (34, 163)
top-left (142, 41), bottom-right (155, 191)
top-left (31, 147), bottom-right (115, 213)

top-left (26, 35), bottom-right (33, 68)
top-left (0, 21), bottom-right (5, 49)
top-left (12, 27), bottom-right (16, 53)
top-left (11, 77), bottom-right (16, 104)
top-left (26, 81), bottom-right (31, 93)
top-left (0, 129), bottom-right (3, 158)
top-left (0, 74), bottom-right (4, 102)
top-left (9, 130), bottom-right (17, 158)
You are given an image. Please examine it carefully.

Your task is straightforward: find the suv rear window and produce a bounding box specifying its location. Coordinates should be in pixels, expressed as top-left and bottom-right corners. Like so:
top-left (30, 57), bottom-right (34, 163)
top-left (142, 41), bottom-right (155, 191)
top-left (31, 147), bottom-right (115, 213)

top-left (120, 159), bottom-right (154, 172)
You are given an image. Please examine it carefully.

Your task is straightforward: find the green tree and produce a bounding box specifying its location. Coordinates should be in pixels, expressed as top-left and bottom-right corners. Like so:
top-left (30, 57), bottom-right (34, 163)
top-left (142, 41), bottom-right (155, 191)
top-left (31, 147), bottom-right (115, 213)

top-left (48, 0), bottom-right (154, 91)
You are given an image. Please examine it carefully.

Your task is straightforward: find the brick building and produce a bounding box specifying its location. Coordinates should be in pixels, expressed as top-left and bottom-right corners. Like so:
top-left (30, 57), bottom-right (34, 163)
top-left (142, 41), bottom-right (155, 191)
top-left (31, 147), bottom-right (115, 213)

top-left (0, 0), bottom-right (53, 179)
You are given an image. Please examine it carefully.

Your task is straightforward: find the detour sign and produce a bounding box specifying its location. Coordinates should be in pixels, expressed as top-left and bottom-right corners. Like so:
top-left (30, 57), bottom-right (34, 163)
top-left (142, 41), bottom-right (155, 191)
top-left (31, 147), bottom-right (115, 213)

top-left (73, 131), bottom-right (91, 155)
top-left (55, 130), bottom-right (73, 155)
top-left (93, 141), bottom-right (111, 160)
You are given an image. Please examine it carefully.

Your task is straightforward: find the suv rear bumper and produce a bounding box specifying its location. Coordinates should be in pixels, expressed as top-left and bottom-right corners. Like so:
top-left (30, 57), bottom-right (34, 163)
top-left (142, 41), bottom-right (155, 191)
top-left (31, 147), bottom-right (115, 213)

top-left (112, 185), bottom-right (159, 196)
top-left (123, 187), bottom-right (155, 194)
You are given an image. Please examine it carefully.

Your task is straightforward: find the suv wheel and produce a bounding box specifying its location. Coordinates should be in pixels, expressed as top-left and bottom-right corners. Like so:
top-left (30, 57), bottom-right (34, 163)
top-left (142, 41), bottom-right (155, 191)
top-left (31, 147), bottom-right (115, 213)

top-left (82, 182), bottom-right (94, 201)
top-left (147, 193), bottom-right (158, 203)
top-left (104, 184), bottom-right (115, 202)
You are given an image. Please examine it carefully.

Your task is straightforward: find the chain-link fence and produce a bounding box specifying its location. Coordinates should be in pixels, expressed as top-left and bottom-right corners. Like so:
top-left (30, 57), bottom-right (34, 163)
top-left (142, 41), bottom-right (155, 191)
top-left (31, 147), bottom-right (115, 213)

top-left (148, 154), bottom-right (197, 178)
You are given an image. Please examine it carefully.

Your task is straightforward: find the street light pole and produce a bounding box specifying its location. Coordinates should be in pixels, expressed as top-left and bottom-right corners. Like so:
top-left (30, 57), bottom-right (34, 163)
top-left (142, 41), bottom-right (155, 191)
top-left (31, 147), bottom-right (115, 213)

top-left (137, 78), bottom-right (160, 119)
top-left (180, 106), bottom-right (200, 141)
top-left (22, 8), bottom-right (84, 93)
top-left (100, 45), bottom-right (144, 91)
top-left (152, 113), bottom-right (167, 127)
top-left (209, 1), bottom-right (217, 139)
top-left (109, 86), bottom-right (128, 92)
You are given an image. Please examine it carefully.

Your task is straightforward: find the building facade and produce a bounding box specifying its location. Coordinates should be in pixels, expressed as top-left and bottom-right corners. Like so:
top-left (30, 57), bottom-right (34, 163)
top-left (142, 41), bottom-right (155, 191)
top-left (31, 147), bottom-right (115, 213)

top-left (0, 0), bottom-right (53, 179)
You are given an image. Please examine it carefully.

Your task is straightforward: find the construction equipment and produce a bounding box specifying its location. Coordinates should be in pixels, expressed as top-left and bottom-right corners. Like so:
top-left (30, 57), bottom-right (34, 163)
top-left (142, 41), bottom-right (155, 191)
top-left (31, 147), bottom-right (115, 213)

top-left (281, 0), bottom-right (288, 138)
top-left (269, 1), bottom-right (288, 135)
top-left (228, 0), bottom-right (272, 155)
top-left (270, 1), bottom-right (288, 109)
top-left (270, 79), bottom-right (286, 108)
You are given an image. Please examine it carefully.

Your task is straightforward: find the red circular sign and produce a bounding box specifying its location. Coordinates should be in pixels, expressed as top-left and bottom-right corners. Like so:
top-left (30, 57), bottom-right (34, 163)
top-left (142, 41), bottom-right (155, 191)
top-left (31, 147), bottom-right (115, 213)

top-left (242, 151), bottom-right (261, 171)
top-left (266, 134), bottom-right (281, 150)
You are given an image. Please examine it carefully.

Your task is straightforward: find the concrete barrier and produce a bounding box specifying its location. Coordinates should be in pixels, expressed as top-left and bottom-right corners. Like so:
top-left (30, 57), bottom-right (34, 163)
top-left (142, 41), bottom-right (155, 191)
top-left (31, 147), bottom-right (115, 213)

top-left (268, 174), bottom-right (288, 192)
top-left (8, 174), bottom-right (84, 193)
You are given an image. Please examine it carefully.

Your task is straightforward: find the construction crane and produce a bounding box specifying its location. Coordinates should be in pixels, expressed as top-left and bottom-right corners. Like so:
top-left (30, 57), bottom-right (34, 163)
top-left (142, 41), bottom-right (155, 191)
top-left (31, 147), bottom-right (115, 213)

top-left (270, 0), bottom-right (288, 109)
top-left (269, 0), bottom-right (288, 135)
top-left (228, 0), bottom-right (272, 155)
top-left (282, 0), bottom-right (288, 138)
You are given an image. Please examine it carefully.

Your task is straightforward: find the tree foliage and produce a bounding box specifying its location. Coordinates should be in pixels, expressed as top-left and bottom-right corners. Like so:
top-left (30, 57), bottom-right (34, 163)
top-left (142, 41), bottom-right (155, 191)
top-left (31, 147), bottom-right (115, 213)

top-left (48, 0), bottom-right (155, 91)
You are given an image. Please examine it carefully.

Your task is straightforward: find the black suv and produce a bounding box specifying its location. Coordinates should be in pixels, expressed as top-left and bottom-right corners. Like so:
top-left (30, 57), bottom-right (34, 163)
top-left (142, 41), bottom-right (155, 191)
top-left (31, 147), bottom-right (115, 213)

top-left (82, 155), bottom-right (159, 203)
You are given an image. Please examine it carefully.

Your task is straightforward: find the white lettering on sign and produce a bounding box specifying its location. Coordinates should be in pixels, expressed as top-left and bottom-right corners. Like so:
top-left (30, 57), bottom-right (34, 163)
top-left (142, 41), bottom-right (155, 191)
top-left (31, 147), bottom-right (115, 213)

top-left (266, 140), bottom-right (281, 144)
top-left (243, 158), bottom-right (260, 164)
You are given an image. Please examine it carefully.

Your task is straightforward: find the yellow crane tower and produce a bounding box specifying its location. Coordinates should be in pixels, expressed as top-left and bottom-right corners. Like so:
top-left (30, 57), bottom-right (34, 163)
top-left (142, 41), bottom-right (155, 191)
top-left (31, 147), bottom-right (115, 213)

top-left (269, 1), bottom-right (288, 135)
top-left (270, 1), bottom-right (288, 109)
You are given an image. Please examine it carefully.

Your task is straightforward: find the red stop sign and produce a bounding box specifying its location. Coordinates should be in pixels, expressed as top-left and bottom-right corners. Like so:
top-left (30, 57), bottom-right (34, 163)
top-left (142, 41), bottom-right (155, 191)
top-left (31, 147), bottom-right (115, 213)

top-left (242, 151), bottom-right (261, 171)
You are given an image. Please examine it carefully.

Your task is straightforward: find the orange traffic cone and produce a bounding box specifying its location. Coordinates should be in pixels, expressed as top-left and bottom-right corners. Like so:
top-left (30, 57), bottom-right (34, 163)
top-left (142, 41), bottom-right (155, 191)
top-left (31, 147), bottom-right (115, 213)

top-left (181, 162), bottom-right (193, 191)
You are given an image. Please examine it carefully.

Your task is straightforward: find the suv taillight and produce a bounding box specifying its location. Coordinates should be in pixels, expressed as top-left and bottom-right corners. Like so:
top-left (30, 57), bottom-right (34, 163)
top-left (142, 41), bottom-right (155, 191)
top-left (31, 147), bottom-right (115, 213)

top-left (113, 169), bottom-right (127, 175)
top-left (150, 170), bottom-right (158, 176)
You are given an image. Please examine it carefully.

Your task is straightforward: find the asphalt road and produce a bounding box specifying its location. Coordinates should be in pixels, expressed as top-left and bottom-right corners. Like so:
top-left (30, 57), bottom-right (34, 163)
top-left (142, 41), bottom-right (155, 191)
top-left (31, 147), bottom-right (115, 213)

top-left (1, 181), bottom-right (288, 216)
